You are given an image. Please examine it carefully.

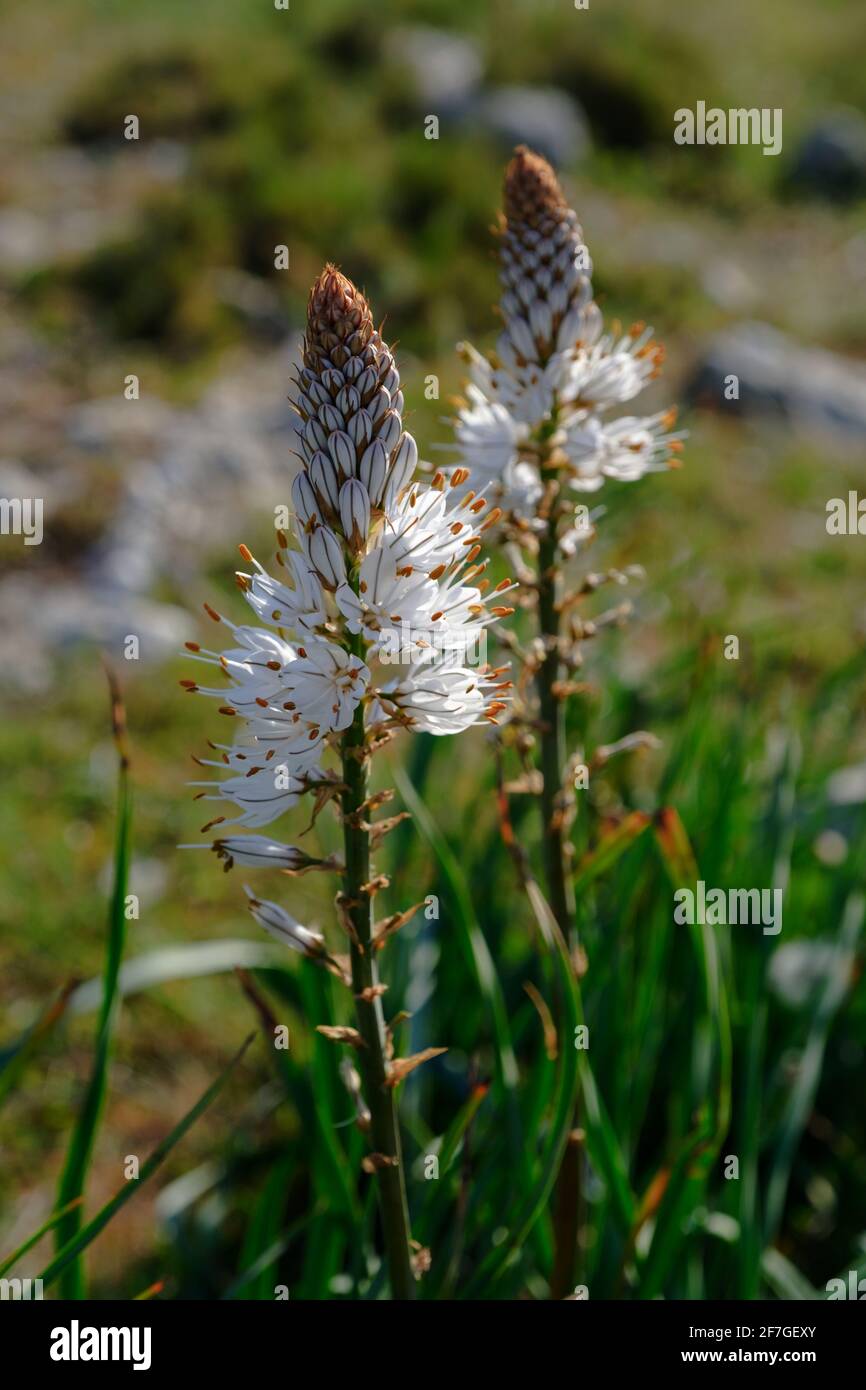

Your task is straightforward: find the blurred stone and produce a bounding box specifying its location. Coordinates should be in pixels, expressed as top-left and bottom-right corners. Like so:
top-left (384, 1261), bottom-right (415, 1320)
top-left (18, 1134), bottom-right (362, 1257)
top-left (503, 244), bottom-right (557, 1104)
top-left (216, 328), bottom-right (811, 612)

top-left (769, 940), bottom-right (851, 1010)
top-left (212, 269), bottom-right (288, 341)
top-left (0, 340), bottom-right (311, 689)
top-left (0, 456), bottom-right (84, 521)
top-left (687, 322), bottom-right (866, 442)
top-left (0, 573), bottom-right (192, 690)
top-left (386, 26), bottom-right (483, 115)
top-left (69, 396), bottom-right (178, 449)
top-left (473, 85), bottom-right (591, 167)
top-left (700, 260), bottom-right (756, 312)
top-left (791, 109), bottom-right (866, 199)
top-left (842, 232), bottom-right (866, 282)
top-left (141, 139), bottom-right (190, 182)
top-left (0, 209), bottom-right (47, 272)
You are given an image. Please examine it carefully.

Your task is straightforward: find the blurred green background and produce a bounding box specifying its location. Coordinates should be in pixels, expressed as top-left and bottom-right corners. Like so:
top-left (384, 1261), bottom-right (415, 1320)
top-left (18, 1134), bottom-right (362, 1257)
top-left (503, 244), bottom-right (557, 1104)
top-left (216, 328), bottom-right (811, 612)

top-left (2, 0), bottom-right (866, 1299)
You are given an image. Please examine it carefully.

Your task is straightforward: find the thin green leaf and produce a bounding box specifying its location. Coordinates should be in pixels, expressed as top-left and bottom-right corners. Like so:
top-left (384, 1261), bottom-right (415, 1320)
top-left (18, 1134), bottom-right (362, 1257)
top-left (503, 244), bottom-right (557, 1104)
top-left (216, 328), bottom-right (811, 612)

top-left (392, 763), bottom-right (521, 1125)
top-left (0, 1198), bottom-right (83, 1278)
top-left (764, 891), bottom-right (864, 1245)
top-left (762, 1247), bottom-right (819, 1301)
top-left (55, 670), bottom-right (132, 1298)
top-left (0, 981), bottom-right (77, 1107)
top-left (40, 1033), bottom-right (254, 1290)
top-left (572, 811), bottom-right (651, 895)
top-left (641, 808), bottom-right (732, 1297)
top-left (465, 876), bottom-right (634, 1296)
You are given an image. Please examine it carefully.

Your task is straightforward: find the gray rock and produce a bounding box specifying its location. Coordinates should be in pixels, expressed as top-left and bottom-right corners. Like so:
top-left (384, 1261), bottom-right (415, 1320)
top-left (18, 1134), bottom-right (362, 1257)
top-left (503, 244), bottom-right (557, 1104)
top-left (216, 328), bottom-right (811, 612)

top-left (700, 260), bottom-right (756, 313)
top-left (791, 109), bottom-right (866, 199)
top-left (687, 322), bottom-right (866, 442)
top-left (0, 208), bottom-right (46, 272)
top-left (385, 26), bottom-right (483, 116)
top-left (213, 269), bottom-right (288, 341)
top-left (0, 572), bottom-right (192, 691)
top-left (0, 338), bottom-right (309, 690)
top-left (473, 85), bottom-right (590, 167)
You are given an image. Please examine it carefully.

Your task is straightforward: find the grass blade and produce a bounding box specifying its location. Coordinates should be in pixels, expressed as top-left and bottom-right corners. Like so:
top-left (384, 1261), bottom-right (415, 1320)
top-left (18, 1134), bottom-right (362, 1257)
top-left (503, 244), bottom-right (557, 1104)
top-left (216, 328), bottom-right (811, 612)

top-left (762, 1247), bottom-right (818, 1300)
top-left (0, 981), bottom-right (77, 1107)
top-left (641, 807), bottom-right (732, 1297)
top-left (572, 812), bottom-right (651, 895)
top-left (0, 1198), bottom-right (83, 1279)
top-left (465, 874), bottom-right (634, 1295)
top-left (54, 666), bottom-right (132, 1298)
top-left (764, 891), bottom-right (864, 1245)
top-left (40, 1032), bottom-right (254, 1290)
top-left (392, 762), bottom-right (521, 1126)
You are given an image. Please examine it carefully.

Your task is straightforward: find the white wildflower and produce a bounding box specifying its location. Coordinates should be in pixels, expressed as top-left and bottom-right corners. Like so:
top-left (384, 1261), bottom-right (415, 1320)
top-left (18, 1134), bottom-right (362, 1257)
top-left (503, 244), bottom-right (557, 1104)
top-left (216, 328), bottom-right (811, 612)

top-left (179, 835), bottom-right (334, 873)
top-left (453, 145), bottom-right (684, 518)
top-left (243, 886), bottom-right (326, 957)
top-left (183, 264), bottom-right (511, 950)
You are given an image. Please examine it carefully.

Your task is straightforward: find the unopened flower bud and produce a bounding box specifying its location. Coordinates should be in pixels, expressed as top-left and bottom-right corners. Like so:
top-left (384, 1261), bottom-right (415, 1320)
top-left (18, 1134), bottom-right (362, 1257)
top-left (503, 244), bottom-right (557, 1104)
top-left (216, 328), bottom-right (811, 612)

top-left (348, 408), bottom-right (373, 449)
top-left (339, 479), bottom-right (371, 553)
top-left (306, 524), bottom-right (346, 591)
top-left (377, 410), bottom-right (402, 454)
top-left (308, 452), bottom-right (341, 515)
top-left (319, 401), bottom-right (344, 434)
top-left (389, 432), bottom-right (418, 491)
top-left (244, 885), bottom-right (326, 957)
top-left (327, 429), bottom-right (357, 479)
top-left (211, 836), bottom-right (332, 873)
top-left (304, 416), bottom-right (328, 456)
top-left (359, 439), bottom-right (388, 506)
top-left (368, 388), bottom-right (391, 424)
top-left (292, 471), bottom-right (319, 527)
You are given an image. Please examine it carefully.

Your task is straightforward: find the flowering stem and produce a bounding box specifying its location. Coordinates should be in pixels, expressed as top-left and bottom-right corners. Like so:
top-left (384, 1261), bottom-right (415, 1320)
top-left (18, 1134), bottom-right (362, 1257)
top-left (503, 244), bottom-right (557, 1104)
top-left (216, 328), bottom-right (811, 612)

top-left (536, 526), bottom-right (575, 938)
top-left (536, 516), bottom-right (581, 1299)
top-left (341, 638), bottom-right (415, 1300)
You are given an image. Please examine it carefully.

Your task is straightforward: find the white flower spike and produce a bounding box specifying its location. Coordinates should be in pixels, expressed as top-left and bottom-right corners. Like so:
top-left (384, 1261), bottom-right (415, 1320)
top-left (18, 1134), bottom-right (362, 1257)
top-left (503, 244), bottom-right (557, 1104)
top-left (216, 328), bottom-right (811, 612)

top-left (454, 145), bottom-right (684, 517)
top-left (183, 264), bottom-right (512, 919)
top-left (448, 147), bottom-right (683, 960)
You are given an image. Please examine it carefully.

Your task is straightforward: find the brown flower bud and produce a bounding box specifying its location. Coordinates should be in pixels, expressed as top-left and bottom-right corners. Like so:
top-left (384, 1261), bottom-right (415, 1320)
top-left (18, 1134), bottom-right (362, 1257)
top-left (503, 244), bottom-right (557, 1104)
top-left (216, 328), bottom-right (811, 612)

top-left (304, 264), bottom-right (375, 374)
top-left (503, 144), bottom-right (568, 228)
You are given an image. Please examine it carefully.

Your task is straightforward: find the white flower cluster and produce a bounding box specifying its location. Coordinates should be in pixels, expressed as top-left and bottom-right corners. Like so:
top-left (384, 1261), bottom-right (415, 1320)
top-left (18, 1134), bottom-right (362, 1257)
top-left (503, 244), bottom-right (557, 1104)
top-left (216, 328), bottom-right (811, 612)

top-left (454, 146), bottom-right (685, 516)
top-left (181, 267), bottom-right (511, 932)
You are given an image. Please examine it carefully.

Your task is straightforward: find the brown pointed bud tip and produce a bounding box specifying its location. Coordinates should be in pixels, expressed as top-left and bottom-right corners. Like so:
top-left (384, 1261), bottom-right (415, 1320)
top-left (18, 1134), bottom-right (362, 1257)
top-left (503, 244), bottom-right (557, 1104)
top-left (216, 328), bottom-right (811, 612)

top-left (304, 264), bottom-right (375, 370)
top-left (503, 145), bottom-right (567, 228)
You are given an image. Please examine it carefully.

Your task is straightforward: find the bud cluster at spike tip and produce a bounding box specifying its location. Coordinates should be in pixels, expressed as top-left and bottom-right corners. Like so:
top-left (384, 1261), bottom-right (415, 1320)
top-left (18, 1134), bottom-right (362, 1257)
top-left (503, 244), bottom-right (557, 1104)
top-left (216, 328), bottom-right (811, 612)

top-left (180, 265), bottom-right (514, 935)
top-left (455, 146), bottom-right (685, 517)
top-left (292, 266), bottom-right (418, 533)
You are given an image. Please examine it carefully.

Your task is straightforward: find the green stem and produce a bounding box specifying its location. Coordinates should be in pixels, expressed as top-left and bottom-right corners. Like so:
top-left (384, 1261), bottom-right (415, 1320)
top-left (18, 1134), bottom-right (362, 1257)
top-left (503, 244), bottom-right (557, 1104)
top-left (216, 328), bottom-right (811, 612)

top-left (536, 517), bottom-right (580, 1298)
top-left (341, 635), bottom-right (415, 1301)
top-left (536, 526), bottom-right (575, 938)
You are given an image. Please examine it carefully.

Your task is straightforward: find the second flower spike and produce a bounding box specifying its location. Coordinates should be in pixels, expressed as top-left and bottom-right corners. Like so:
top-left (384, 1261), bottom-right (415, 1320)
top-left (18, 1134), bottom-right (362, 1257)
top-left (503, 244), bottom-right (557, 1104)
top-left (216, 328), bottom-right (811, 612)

top-left (455, 144), bottom-right (685, 513)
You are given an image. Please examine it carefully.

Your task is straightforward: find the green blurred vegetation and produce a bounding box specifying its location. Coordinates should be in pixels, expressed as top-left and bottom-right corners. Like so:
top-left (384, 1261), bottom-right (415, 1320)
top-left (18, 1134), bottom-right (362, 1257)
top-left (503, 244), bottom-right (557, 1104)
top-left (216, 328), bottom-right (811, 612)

top-left (14, 0), bottom-right (866, 362)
